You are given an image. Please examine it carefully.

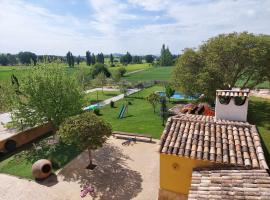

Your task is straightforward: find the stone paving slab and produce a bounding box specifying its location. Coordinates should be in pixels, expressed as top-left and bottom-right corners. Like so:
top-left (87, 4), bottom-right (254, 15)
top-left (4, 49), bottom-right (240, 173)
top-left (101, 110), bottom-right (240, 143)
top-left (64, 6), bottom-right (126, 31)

top-left (0, 137), bottom-right (159, 200)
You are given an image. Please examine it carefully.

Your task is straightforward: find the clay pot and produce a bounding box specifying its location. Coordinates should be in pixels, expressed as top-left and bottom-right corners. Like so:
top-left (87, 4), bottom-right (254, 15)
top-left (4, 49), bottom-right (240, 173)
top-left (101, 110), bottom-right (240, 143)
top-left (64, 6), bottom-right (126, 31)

top-left (32, 159), bottom-right (52, 179)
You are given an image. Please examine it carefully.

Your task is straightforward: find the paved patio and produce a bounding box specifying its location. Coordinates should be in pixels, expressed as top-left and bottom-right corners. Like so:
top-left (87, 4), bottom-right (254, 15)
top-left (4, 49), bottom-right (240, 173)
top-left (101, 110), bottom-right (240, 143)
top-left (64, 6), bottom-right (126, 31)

top-left (0, 137), bottom-right (159, 200)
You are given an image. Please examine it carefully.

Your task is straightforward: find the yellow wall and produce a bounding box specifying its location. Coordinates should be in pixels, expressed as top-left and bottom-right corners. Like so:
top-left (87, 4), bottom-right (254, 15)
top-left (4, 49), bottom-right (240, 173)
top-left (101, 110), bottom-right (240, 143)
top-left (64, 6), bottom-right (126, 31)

top-left (160, 154), bottom-right (213, 195)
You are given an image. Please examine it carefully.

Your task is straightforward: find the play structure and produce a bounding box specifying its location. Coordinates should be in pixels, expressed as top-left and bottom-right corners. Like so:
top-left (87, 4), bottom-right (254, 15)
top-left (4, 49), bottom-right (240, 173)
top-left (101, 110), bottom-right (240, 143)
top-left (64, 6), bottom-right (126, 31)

top-left (118, 104), bottom-right (128, 119)
top-left (83, 104), bottom-right (100, 111)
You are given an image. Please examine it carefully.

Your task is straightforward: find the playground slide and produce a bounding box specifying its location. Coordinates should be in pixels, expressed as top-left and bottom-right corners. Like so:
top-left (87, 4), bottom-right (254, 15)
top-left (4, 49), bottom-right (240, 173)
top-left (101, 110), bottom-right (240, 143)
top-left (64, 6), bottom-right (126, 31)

top-left (118, 105), bottom-right (127, 119)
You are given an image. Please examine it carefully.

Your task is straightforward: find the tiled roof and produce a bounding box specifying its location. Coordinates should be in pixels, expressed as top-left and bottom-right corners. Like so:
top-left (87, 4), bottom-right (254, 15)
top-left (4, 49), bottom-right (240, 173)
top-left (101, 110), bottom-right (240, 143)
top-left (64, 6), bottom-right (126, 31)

top-left (216, 89), bottom-right (249, 97)
top-left (159, 114), bottom-right (268, 169)
top-left (188, 169), bottom-right (270, 200)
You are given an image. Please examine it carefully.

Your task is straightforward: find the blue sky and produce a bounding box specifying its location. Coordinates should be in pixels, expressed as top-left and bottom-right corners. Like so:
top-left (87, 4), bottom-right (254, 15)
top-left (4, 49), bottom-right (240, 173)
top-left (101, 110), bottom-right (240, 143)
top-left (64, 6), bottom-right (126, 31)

top-left (0, 0), bottom-right (270, 55)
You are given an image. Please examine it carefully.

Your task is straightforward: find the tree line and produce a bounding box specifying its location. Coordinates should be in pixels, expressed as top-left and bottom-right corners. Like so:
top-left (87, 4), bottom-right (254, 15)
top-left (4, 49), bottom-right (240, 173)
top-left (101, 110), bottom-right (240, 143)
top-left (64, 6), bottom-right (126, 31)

top-left (0, 44), bottom-right (175, 67)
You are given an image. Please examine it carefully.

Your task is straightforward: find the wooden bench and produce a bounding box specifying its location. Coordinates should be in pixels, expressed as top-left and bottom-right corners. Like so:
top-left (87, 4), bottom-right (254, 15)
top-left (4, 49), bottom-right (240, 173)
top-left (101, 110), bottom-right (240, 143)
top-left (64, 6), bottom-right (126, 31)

top-left (112, 131), bottom-right (153, 142)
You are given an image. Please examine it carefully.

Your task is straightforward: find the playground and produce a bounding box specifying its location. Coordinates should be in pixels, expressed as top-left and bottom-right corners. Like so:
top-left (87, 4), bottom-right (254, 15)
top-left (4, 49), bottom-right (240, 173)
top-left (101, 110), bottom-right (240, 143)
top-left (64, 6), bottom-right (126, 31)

top-left (99, 85), bottom-right (192, 138)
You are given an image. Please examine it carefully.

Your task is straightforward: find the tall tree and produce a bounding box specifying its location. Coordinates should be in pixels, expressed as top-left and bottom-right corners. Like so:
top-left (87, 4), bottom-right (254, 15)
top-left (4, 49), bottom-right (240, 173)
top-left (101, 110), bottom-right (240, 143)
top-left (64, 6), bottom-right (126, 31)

top-left (11, 65), bottom-right (84, 129)
top-left (120, 52), bottom-right (132, 65)
top-left (145, 55), bottom-right (154, 63)
top-left (66, 51), bottom-right (74, 67)
top-left (18, 52), bottom-right (37, 65)
top-left (95, 72), bottom-right (107, 93)
top-left (96, 53), bottom-right (104, 64)
top-left (86, 51), bottom-right (92, 66)
top-left (160, 44), bottom-right (173, 66)
top-left (91, 53), bottom-right (96, 65)
top-left (0, 54), bottom-right (8, 65)
top-left (58, 112), bottom-right (112, 169)
top-left (132, 56), bottom-right (142, 64)
top-left (172, 32), bottom-right (270, 102)
top-left (76, 55), bottom-right (81, 65)
top-left (110, 54), bottom-right (114, 65)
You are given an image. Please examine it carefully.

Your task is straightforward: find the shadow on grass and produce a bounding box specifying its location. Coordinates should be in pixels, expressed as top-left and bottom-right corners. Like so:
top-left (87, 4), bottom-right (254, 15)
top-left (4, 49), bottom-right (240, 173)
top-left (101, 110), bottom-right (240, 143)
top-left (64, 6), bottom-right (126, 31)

top-left (121, 114), bottom-right (134, 119)
top-left (58, 144), bottom-right (143, 200)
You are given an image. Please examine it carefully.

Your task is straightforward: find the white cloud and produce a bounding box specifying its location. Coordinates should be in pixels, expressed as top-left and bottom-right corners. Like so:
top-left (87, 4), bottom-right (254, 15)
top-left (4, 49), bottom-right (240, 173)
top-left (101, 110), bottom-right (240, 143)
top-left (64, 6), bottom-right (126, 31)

top-left (0, 0), bottom-right (269, 55)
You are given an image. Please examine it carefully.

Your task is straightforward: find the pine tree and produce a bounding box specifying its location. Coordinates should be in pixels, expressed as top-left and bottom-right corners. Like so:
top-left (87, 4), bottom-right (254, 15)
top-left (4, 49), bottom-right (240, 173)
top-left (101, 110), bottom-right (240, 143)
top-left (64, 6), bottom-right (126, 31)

top-left (86, 51), bottom-right (91, 66)
top-left (91, 53), bottom-right (96, 65)
top-left (110, 54), bottom-right (114, 65)
top-left (160, 44), bottom-right (173, 66)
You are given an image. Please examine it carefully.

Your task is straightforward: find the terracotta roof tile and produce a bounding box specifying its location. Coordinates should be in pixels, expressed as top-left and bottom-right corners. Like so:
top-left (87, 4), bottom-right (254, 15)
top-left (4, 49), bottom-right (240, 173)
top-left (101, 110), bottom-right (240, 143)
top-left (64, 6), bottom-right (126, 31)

top-left (188, 169), bottom-right (270, 200)
top-left (159, 114), bottom-right (268, 169)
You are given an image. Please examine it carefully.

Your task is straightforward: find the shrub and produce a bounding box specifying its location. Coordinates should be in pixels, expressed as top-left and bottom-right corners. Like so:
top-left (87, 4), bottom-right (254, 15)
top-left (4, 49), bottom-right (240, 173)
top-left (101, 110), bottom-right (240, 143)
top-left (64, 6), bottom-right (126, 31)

top-left (118, 67), bottom-right (127, 77)
top-left (110, 100), bottom-right (115, 108)
top-left (91, 63), bottom-right (111, 78)
top-left (93, 108), bottom-right (100, 115)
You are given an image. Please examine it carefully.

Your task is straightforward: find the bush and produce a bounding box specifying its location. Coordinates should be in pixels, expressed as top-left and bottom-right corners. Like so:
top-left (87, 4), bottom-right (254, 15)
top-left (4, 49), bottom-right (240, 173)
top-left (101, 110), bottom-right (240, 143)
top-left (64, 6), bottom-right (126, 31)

top-left (118, 67), bottom-right (127, 77)
top-left (91, 63), bottom-right (111, 78)
top-left (110, 64), bottom-right (115, 67)
top-left (110, 100), bottom-right (115, 108)
top-left (93, 108), bottom-right (100, 115)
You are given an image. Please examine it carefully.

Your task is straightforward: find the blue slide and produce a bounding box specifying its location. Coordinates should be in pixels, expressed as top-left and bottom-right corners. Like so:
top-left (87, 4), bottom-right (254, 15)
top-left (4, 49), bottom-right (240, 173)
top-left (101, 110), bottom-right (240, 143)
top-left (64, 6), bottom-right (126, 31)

top-left (118, 105), bottom-right (127, 119)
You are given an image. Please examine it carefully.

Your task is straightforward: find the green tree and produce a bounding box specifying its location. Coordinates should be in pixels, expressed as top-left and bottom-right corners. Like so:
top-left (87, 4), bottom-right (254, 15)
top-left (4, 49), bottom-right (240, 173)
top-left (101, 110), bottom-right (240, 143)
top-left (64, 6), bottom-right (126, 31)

top-left (91, 63), bottom-right (111, 78)
top-left (91, 53), bottom-right (96, 65)
top-left (86, 51), bottom-right (92, 66)
top-left (11, 65), bottom-right (84, 128)
top-left (119, 80), bottom-right (130, 98)
top-left (76, 56), bottom-right (81, 65)
top-left (95, 72), bottom-right (107, 93)
top-left (66, 51), bottom-right (74, 67)
top-left (110, 53), bottom-right (114, 66)
top-left (7, 54), bottom-right (18, 65)
top-left (160, 97), bottom-right (167, 126)
top-left (165, 85), bottom-right (175, 102)
top-left (58, 112), bottom-right (112, 168)
top-left (120, 52), bottom-right (132, 65)
top-left (0, 54), bottom-right (8, 65)
top-left (160, 44), bottom-right (173, 66)
top-left (18, 52), bottom-right (37, 66)
top-left (172, 32), bottom-right (270, 102)
top-left (96, 53), bottom-right (104, 64)
top-left (112, 70), bottom-right (121, 83)
top-left (118, 67), bottom-right (126, 77)
top-left (145, 55), bottom-right (154, 63)
top-left (146, 92), bottom-right (160, 113)
top-left (132, 56), bottom-right (142, 64)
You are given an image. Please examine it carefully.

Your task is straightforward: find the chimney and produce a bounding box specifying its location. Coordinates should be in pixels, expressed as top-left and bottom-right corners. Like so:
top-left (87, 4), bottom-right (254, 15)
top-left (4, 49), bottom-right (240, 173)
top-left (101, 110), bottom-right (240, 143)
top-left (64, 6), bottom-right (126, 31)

top-left (215, 89), bottom-right (249, 122)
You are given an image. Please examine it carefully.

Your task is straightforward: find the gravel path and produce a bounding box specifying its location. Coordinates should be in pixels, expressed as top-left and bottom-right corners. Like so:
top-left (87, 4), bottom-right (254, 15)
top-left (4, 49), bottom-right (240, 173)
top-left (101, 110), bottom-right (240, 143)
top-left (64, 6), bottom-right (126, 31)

top-left (125, 69), bottom-right (146, 75)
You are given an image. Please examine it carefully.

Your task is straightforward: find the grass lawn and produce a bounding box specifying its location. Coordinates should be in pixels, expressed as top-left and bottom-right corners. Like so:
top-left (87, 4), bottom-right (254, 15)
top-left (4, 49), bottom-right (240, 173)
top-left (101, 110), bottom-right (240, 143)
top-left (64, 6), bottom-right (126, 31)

top-left (0, 136), bottom-right (81, 179)
top-left (100, 85), bottom-right (190, 138)
top-left (0, 63), bottom-right (150, 82)
top-left (123, 66), bottom-right (173, 82)
top-left (109, 63), bottom-right (150, 73)
top-left (248, 96), bottom-right (270, 165)
top-left (84, 90), bottom-right (120, 105)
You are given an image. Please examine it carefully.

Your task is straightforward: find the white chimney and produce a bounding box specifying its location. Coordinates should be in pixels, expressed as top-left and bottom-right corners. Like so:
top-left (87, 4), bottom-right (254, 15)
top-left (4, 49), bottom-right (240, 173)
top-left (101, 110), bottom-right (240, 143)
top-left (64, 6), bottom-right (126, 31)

top-left (215, 89), bottom-right (249, 122)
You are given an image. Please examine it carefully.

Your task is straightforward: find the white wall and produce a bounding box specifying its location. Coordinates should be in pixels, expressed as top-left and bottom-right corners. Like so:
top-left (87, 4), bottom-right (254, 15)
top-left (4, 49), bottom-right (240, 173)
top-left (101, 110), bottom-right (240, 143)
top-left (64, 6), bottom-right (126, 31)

top-left (215, 97), bottom-right (248, 122)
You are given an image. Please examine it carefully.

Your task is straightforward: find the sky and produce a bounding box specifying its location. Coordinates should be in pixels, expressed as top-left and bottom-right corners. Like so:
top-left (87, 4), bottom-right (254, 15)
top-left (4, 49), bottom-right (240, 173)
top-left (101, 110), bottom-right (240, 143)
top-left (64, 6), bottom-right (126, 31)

top-left (0, 0), bottom-right (270, 55)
